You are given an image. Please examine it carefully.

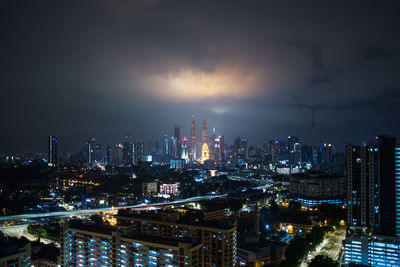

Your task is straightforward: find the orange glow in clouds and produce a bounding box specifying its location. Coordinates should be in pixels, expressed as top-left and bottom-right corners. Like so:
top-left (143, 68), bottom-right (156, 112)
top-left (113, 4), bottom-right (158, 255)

top-left (145, 66), bottom-right (261, 101)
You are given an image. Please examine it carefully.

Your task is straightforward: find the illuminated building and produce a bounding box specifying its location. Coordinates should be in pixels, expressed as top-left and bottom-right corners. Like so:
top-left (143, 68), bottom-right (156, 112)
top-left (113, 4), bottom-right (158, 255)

top-left (170, 159), bottom-right (185, 169)
top-left (117, 211), bottom-right (237, 266)
top-left (345, 236), bottom-right (400, 266)
top-left (209, 128), bottom-right (216, 160)
top-left (112, 143), bottom-right (123, 164)
top-left (142, 182), bottom-right (157, 196)
top-left (294, 142), bottom-right (302, 164)
top-left (346, 137), bottom-right (397, 232)
top-left (218, 135), bottom-right (225, 161)
top-left (190, 116), bottom-right (197, 161)
top-left (60, 223), bottom-right (201, 267)
top-left (181, 137), bottom-right (189, 161)
top-left (122, 135), bottom-right (134, 166)
top-left (105, 145), bottom-right (111, 166)
top-left (0, 242), bottom-right (31, 267)
top-left (87, 137), bottom-right (96, 168)
top-left (288, 172), bottom-right (345, 207)
top-left (48, 135), bottom-right (58, 166)
top-left (202, 119), bottom-right (208, 145)
top-left (345, 136), bottom-right (400, 266)
top-left (174, 126), bottom-right (181, 159)
top-left (201, 143), bottom-right (209, 163)
top-left (134, 140), bottom-right (144, 163)
top-left (159, 183), bottom-right (179, 195)
top-left (170, 136), bottom-right (177, 158)
top-left (163, 134), bottom-right (169, 156)
top-left (321, 143), bottom-right (334, 164)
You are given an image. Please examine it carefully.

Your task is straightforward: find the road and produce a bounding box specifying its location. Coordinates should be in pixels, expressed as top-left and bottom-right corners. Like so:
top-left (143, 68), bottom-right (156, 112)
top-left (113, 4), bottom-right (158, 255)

top-left (0, 194), bottom-right (227, 222)
top-left (0, 224), bottom-right (58, 246)
top-left (300, 228), bottom-right (345, 266)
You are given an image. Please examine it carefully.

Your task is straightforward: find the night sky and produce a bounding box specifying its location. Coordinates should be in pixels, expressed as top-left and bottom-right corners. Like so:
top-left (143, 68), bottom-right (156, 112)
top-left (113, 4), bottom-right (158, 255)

top-left (1, 1), bottom-right (400, 153)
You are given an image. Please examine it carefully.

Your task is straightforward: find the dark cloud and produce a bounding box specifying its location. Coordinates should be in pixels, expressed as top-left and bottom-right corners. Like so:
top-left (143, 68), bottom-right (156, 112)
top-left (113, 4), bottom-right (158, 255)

top-left (364, 46), bottom-right (396, 60)
top-left (1, 0), bottom-right (400, 152)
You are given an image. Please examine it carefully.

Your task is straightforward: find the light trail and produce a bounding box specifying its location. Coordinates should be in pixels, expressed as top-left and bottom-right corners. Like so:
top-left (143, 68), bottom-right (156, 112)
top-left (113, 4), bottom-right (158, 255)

top-left (0, 194), bottom-right (227, 222)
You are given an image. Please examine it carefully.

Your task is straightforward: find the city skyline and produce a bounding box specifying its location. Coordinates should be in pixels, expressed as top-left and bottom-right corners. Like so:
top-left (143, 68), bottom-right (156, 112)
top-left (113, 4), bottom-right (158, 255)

top-left (1, 1), bottom-right (400, 152)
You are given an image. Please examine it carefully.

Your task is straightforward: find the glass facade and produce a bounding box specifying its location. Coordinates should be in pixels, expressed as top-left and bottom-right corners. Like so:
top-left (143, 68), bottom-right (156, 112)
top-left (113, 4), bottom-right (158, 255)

top-left (395, 146), bottom-right (400, 237)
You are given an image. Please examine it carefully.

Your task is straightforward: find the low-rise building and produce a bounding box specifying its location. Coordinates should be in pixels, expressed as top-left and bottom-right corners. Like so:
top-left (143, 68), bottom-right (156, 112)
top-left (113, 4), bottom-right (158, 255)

top-left (141, 182), bottom-right (157, 196)
top-left (288, 172), bottom-right (345, 207)
top-left (159, 183), bottom-right (179, 196)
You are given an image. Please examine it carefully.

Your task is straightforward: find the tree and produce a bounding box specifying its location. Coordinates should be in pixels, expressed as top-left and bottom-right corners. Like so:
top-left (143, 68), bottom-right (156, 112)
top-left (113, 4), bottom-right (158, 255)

top-left (309, 255), bottom-right (338, 267)
top-left (270, 198), bottom-right (279, 213)
top-left (288, 201), bottom-right (301, 211)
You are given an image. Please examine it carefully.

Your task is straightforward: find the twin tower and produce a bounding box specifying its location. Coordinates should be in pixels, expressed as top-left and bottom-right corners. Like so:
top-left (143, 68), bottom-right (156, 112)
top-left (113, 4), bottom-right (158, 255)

top-left (190, 117), bottom-right (210, 163)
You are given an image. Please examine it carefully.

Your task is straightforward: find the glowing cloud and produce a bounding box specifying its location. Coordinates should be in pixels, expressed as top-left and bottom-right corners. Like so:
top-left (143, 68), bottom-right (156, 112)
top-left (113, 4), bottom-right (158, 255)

top-left (143, 65), bottom-right (262, 101)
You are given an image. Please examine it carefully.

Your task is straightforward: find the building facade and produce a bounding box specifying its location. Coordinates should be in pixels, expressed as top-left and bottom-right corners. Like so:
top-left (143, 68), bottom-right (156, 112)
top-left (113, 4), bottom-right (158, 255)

top-left (117, 213), bottom-right (237, 266)
top-left (345, 136), bottom-right (400, 266)
top-left (60, 223), bottom-right (201, 267)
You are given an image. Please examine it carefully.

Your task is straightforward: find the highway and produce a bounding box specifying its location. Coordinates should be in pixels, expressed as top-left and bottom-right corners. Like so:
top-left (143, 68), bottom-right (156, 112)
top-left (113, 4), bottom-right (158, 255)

top-left (0, 194), bottom-right (227, 223)
top-left (0, 224), bottom-right (57, 246)
top-left (300, 228), bottom-right (345, 266)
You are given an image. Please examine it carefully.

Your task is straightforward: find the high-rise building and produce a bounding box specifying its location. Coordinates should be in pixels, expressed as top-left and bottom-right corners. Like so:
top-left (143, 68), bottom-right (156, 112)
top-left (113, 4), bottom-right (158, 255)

top-left (346, 136), bottom-right (397, 234)
top-left (190, 116), bottom-right (197, 161)
top-left (122, 135), bottom-right (134, 166)
top-left (286, 136), bottom-right (298, 152)
top-left (163, 134), bottom-right (169, 156)
top-left (202, 119), bottom-right (208, 145)
top-left (170, 136), bottom-right (177, 158)
top-left (345, 135), bottom-right (400, 266)
top-left (112, 143), bottom-right (124, 164)
top-left (209, 128), bottom-right (216, 160)
top-left (181, 137), bottom-right (189, 161)
top-left (60, 223), bottom-right (201, 267)
top-left (105, 145), bottom-right (111, 166)
top-left (135, 140), bottom-right (144, 163)
top-left (201, 143), bottom-right (210, 164)
top-left (87, 137), bottom-right (96, 168)
top-left (346, 144), bottom-right (377, 229)
top-left (321, 143), bottom-right (334, 165)
top-left (117, 211), bottom-right (237, 266)
top-left (294, 143), bottom-right (302, 164)
top-left (219, 135), bottom-right (225, 161)
top-left (174, 126), bottom-right (181, 159)
top-left (48, 135), bottom-right (58, 166)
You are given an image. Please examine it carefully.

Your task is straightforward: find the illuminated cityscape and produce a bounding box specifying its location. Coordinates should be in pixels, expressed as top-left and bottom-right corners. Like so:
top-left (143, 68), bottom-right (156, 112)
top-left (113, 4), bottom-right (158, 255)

top-left (1, 1), bottom-right (400, 267)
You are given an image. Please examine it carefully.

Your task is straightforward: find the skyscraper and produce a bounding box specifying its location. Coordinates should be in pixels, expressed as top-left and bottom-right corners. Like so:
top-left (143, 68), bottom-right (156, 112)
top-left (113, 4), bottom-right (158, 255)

top-left (105, 145), bottom-right (111, 166)
top-left (345, 136), bottom-right (400, 266)
top-left (135, 140), bottom-right (144, 163)
top-left (87, 137), bottom-right (96, 168)
top-left (170, 136), bottom-right (177, 158)
top-left (202, 119), bottom-right (208, 145)
top-left (181, 137), bottom-right (189, 161)
top-left (48, 135), bottom-right (58, 166)
top-left (209, 129), bottom-right (216, 160)
top-left (163, 134), bottom-right (169, 156)
top-left (122, 135), bottom-right (134, 166)
top-left (190, 116), bottom-right (197, 161)
top-left (174, 126), bottom-right (181, 159)
top-left (346, 136), bottom-right (397, 234)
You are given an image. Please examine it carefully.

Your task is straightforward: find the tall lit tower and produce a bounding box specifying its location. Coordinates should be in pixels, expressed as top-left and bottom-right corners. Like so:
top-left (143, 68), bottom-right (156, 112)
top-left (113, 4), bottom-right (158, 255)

top-left (48, 136), bottom-right (58, 166)
top-left (190, 116), bottom-right (197, 160)
top-left (87, 137), bottom-right (96, 168)
top-left (202, 119), bottom-right (208, 145)
top-left (181, 137), bottom-right (189, 162)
